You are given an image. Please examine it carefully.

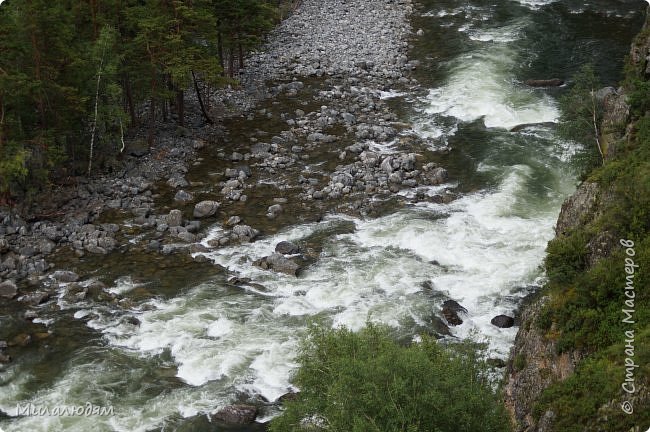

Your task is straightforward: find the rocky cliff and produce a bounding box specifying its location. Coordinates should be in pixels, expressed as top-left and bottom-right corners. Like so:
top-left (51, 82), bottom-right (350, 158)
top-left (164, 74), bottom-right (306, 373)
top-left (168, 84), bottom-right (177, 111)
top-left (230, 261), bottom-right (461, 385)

top-left (505, 7), bottom-right (650, 432)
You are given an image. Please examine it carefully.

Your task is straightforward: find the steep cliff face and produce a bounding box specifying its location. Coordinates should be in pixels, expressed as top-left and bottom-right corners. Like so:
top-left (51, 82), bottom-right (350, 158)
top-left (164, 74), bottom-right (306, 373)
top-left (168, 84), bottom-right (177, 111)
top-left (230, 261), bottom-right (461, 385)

top-left (505, 8), bottom-right (650, 432)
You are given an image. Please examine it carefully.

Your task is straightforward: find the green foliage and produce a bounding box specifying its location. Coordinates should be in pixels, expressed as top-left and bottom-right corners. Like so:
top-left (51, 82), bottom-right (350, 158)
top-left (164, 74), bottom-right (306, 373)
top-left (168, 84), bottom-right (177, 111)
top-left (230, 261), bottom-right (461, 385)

top-left (626, 78), bottom-right (650, 117)
top-left (513, 353), bottom-right (526, 372)
top-left (0, 0), bottom-right (290, 199)
top-left (270, 324), bottom-right (511, 432)
top-left (557, 64), bottom-right (604, 170)
top-left (534, 48), bottom-right (650, 430)
top-left (544, 230), bottom-right (589, 286)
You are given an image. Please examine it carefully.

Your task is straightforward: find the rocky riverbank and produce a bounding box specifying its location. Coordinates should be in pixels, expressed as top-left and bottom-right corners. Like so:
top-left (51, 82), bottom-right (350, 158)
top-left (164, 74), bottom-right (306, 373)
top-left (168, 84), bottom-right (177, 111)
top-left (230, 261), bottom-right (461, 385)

top-left (0, 0), bottom-right (430, 281)
top-left (0, 0), bottom-right (461, 410)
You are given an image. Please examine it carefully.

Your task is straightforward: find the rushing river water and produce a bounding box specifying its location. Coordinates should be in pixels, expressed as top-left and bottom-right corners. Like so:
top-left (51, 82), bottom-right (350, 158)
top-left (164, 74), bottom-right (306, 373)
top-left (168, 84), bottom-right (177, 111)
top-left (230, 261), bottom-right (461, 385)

top-left (0, 1), bottom-right (646, 431)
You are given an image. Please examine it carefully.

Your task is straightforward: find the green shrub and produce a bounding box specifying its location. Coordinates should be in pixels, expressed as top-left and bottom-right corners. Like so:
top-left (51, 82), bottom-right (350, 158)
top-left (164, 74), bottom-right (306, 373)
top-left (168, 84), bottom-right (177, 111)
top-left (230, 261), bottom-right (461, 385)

top-left (544, 231), bottom-right (589, 286)
top-left (270, 324), bottom-right (511, 432)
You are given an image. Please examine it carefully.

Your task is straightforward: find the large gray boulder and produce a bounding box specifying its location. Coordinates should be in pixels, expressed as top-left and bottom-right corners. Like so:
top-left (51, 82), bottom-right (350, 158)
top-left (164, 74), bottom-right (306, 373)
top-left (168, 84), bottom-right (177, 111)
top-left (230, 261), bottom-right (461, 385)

top-left (0, 280), bottom-right (18, 299)
top-left (211, 404), bottom-right (258, 425)
top-left (52, 270), bottom-right (79, 283)
top-left (255, 253), bottom-right (301, 276)
top-left (193, 201), bottom-right (220, 218)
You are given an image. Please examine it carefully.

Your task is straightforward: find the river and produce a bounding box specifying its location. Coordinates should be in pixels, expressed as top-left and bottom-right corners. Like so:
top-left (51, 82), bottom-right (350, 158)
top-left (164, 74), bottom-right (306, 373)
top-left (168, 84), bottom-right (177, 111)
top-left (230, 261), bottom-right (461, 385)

top-left (0, 0), bottom-right (646, 431)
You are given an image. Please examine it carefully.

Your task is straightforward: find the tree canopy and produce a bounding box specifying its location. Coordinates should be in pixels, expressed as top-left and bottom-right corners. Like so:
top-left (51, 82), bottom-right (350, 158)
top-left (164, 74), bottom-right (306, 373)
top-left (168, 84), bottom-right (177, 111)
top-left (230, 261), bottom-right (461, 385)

top-left (0, 0), bottom-right (285, 202)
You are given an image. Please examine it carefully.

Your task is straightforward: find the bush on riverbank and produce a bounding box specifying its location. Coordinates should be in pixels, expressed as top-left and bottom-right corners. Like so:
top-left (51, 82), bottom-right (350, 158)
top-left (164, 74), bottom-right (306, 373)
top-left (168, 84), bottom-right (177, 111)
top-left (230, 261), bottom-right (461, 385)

top-left (270, 324), bottom-right (511, 432)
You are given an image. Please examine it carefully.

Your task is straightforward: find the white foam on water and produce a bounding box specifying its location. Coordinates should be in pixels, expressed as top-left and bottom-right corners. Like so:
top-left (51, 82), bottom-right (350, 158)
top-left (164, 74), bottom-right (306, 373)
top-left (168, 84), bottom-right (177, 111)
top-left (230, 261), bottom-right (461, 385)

top-left (107, 276), bottom-right (145, 295)
top-left (515, 0), bottom-right (557, 9)
top-left (468, 21), bottom-right (525, 43)
top-left (378, 89), bottom-right (407, 100)
top-left (420, 46), bottom-right (559, 130)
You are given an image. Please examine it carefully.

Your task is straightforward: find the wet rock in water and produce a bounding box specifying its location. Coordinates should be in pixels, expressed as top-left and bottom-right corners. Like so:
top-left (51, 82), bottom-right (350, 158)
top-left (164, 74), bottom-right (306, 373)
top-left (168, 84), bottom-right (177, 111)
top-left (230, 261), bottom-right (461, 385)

top-left (491, 314), bottom-right (515, 328)
top-left (165, 209), bottom-right (183, 227)
top-left (278, 392), bottom-right (299, 403)
top-left (254, 253), bottom-right (301, 276)
top-left (211, 404), bottom-right (258, 425)
top-left (442, 300), bottom-right (467, 326)
top-left (0, 280), bottom-right (18, 299)
top-left (231, 224), bottom-right (259, 242)
top-left (9, 333), bottom-right (31, 347)
top-left (0, 352), bottom-right (11, 363)
top-left (225, 215), bottom-right (242, 227)
top-left (275, 241), bottom-right (300, 255)
top-left (524, 78), bottom-right (564, 87)
top-left (52, 270), bottom-right (79, 283)
top-left (0, 341), bottom-right (7, 349)
top-left (193, 201), bottom-right (220, 218)
top-left (19, 291), bottom-right (50, 306)
top-left (174, 190), bottom-right (194, 203)
top-left (24, 310), bottom-right (38, 321)
top-left (424, 167), bottom-right (449, 185)
top-left (267, 204), bottom-right (283, 219)
top-left (431, 316), bottom-right (452, 337)
top-left (176, 231), bottom-right (197, 243)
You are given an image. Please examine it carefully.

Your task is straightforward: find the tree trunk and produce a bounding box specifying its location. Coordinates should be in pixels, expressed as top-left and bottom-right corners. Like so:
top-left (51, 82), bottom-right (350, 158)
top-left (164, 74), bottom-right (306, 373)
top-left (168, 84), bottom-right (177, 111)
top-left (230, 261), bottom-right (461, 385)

top-left (123, 73), bottom-right (137, 126)
top-left (192, 70), bottom-right (213, 124)
top-left (176, 88), bottom-right (184, 127)
top-left (29, 25), bottom-right (46, 133)
top-left (217, 20), bottom-right (225, 75)
top-left (148, 97), bottom-right (155, 148)
top-left (228, 46), bottom-right (234, 78)
top-left (161, 99), bottom-right (168, 123)
top-left (238, 41), bottom-right (244, 71)
top-left (88, 48), bottom-right (105, 176)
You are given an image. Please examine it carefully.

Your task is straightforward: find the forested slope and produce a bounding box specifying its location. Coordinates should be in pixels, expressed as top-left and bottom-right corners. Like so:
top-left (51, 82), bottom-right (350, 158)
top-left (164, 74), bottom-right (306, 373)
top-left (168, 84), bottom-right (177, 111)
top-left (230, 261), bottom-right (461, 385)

top-left (0, 0), bottom-right (292, 201)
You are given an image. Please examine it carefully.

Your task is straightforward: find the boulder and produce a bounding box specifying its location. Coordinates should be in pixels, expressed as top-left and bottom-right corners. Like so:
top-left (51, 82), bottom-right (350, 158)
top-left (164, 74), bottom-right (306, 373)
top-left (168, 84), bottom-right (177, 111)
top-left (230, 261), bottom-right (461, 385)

top-left (491, 315), bottom-right (515, 328)
top-left (225, 216), bottom-right (242, 227)
top-left (0, 280), bottom-right (18, 299)
top-left (255, 253), bottom-right (301, 276)
top-left (232, 224), bottom-right (259, 242)
top-left (52, 270), bottom-right (79, 283)
top-left (442, 300), bottom-right (467, 326)
top-left (275, 241), bottom-right (300, 255)
top-left (165, 210), bottom-right (183, 227)
top-left (0, 237), bottom-right (9, 253)
top-left (174, 190), bottom-right (194, 203)
top-left (211, 404), bottom-right (258, 425)
top-left (193, 201), bottom-right (220, 218)
top-left (267, 204), bottom-right (283, 219)
top-left (19, 291), bottom-right (50, 306)
top-left (424, 167), bottom-right (449, 185)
